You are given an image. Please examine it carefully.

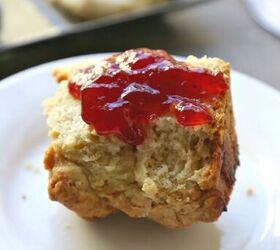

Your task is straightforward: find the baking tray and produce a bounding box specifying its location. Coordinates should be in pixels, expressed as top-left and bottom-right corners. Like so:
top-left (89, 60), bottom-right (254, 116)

top-left (0, 0), bottom-right (213, 79)
top-left (31, 0), bottom-right (208, 31)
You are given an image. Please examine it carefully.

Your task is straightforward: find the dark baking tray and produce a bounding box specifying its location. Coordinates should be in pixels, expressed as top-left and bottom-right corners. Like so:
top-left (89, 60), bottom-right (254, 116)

top-left (0, 0), bottom-right (213, 79)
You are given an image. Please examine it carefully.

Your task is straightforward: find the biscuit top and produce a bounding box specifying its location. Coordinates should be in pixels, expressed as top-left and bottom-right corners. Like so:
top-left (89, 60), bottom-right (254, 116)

top-left (68, 48), bottom-right (228, 145)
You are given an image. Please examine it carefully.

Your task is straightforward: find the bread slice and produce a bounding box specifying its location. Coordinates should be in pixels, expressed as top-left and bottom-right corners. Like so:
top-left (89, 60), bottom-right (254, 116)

top-left (43, 54), bottom-right (239, 228)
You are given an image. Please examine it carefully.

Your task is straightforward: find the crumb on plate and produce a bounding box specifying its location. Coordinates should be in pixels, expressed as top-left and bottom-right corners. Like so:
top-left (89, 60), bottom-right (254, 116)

top-left (246, 187), bottom-right (253, 196)
top-left (24, 163), bottom-right (33, 170)
top-left (21, 194), bottom-right (27, 200)
top-left (33, 167), bottom-right (40, 174)
top-left (24, 163), bottom-right (40, 174)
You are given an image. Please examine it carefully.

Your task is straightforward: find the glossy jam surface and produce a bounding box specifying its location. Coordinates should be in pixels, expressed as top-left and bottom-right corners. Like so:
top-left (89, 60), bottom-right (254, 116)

top-left (69, 49), bottom-right (228, 145)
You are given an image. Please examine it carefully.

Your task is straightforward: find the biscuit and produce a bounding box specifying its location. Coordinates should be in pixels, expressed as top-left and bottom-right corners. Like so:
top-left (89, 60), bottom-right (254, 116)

top-left (43, 54), bottom-right (239, 228)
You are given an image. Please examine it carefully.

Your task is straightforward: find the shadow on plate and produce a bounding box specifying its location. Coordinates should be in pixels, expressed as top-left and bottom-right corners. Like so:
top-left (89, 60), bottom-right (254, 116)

top-left (83, 212), bottom-right (221, 250)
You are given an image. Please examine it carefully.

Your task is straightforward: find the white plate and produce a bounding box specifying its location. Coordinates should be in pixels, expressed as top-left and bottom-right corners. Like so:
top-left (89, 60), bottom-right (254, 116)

top-left (0, 54), bottom-right (280, 250)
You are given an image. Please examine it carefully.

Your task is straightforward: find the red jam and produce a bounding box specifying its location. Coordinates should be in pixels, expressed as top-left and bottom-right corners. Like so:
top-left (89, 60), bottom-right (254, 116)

top-left (69, 49), bottom-right (228, 145)
top-left (69, 82), bottom-right (81, 99)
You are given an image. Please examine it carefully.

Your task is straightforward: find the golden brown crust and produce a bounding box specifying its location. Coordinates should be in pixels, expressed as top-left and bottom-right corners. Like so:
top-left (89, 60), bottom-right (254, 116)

top-left (53, 68), bottom-right (71, 83)
top-left (44, 146), bottom-right (56, 170)
top-left (47, 155), bottom-right (116, 218)
top-left (43, 55), bottom-right (239, 228)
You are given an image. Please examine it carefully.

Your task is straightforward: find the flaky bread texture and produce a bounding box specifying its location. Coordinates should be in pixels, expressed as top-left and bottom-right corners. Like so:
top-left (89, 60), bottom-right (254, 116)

top-left (43, 56), bottom-right (239, 228)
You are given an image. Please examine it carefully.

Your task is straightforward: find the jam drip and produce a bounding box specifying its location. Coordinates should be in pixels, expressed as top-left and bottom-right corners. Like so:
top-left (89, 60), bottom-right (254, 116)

top-left (69, 49), bottom-right (228, 145)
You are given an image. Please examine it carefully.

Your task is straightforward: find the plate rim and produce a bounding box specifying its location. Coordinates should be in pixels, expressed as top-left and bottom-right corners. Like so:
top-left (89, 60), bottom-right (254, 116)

top-left (0, 53), bottom-right (280, 250)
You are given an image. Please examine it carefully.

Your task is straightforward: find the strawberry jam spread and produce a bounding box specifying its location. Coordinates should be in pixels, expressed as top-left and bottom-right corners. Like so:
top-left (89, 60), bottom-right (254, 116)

top-left (69, 48), bottom-right (228, 145)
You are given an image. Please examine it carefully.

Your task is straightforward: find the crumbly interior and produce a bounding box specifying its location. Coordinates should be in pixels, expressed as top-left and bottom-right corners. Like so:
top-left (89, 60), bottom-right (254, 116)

top-left (43, 56), bottom-right (238, 228)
